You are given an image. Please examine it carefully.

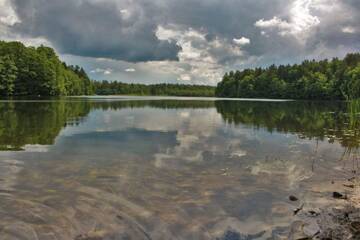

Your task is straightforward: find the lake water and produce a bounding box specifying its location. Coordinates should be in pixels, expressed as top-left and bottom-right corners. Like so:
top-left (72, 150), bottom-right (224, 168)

top-left (0, 97), bottom-right (359, 240)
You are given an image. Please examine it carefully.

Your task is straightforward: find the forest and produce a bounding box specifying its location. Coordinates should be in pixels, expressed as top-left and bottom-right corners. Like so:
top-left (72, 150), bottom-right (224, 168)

top-left (0, 41), bottom-right (214, 97)
top-left (93, 81), bottom-right (215, 97)
top-left (216, 53), bottom-right (360, 100)
top-left (0, 41), bottom-right (94, 96)
top-left (2, 40), bottom-right (359, 100)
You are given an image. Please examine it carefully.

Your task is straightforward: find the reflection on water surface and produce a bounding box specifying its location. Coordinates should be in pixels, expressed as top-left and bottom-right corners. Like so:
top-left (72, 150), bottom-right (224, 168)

top-left (0, 97), bottom-right (359, 239)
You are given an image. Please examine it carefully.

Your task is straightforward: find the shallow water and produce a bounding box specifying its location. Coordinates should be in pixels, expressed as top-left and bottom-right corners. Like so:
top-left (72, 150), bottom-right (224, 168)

top-left (0, 97), bottom-right (359, 240)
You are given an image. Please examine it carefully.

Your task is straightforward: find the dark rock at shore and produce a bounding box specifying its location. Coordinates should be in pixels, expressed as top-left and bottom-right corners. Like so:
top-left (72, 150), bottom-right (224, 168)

top-left (333, 192), bottom-right (347, 199)
top-left (294, 204), bottom-right (304, 216)
top-left (289, 195), bottom-right (298, 201)
top-left (312, 206), bottom-right (360, 240)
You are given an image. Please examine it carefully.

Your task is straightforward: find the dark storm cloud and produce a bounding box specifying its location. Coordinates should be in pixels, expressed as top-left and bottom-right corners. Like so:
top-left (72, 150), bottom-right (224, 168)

top-left (6, 0), bottom-right (360, 68)
top-left (11, 0), bottom-right (181, 62)
top-left (8, 0), bottom-right (292, 62)
top-left (158, 0), bottom-right (286, 35)
top-left (346, 0), bottom-right (360, 10)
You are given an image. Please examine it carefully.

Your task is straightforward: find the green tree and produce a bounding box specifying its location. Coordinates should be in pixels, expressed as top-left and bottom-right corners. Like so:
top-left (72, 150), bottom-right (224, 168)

top-left (0, 41), bottom-right (94, 96)
top-left (343, 64), bottom-right (360, 99)
top-left (216, 53), bottom-right (360, 100)
top-left (0, 55), bottom-right (17, 96)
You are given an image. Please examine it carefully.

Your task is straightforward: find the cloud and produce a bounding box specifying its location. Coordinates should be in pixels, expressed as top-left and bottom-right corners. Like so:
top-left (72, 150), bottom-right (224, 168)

top-left (10, 0), bottom-right (181, 62)
top-left (0, 0), bottom-right (20, 26)
top-left (90, 68), bottom-right (113, 75)
top-left (125, 68), bottom-right (136, 72)
top-left (233, 37), bottom-right (251, 46)
top-left (155, 25), bottom-right (246, 84)
top-left (119, 9), bottom-right (131, 19)
top-left (177, 74), bottom-right (191, 81)
top-left (2, 0), bottom-right (359, 84)
top-left (255, 0), bottom-right (320, 41)
top-left (255, 17), bottom-right (291, 30)
top-left (342, 26), bottom-right (356, 34)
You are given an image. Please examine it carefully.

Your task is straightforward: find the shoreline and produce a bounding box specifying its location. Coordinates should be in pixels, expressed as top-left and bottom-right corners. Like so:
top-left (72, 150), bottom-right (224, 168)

top-left (289, 173), bottom-right (360, 239)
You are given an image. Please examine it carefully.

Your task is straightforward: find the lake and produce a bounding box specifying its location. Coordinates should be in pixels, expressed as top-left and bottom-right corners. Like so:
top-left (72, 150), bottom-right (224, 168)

top-left (0, 97), bottom-right (359, 240)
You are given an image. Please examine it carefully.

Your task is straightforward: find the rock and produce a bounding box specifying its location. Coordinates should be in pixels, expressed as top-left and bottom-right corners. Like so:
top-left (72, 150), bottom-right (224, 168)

top-left (288, 221), bottom-right (308, 240)
top-left (343, 184), bottom-right (355, 189)
top-left (303, 221), bottom-right (320, 237)
top-left (348, 177), bottom-right (355, 182)
top-left (350, 221), bottom-right (360, 234)
top-left (217, 230), bottom-right (266, 240)
top-left (307, 210), bottom-right (320, 217)
top-left (75, 234), bottom-right (102, 240)
top-left (294, 204), bottom-right (304, 216)
top-left (289, 195), bottom-right (298, 201)
top-left (333, 192), bottom-right (347, 199)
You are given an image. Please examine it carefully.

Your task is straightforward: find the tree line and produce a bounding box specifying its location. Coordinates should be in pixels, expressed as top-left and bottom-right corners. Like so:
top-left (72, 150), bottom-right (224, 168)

top-left (0, 41), bottom-right (94, 96)
top-left (93, 81), bottom-right (215, 97)
top-left (216, 53), bottom-right (360, 100)
top-left (0, 41), bottom-right (215, 97)
top-left (2, 40), bottom-right (359, 99)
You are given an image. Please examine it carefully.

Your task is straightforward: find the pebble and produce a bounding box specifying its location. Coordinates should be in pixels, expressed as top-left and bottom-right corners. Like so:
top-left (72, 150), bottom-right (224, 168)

top-left (333, 192), bottom-right (347, 199)
top-left (289, 195), bottom-right (298, 201)
top-left (303, 221), bottom-right (320, 237)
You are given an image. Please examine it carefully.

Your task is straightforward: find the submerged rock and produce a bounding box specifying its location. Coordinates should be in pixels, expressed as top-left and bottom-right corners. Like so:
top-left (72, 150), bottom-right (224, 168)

top-left (294, 204), bottom-right (304, 216)
top-left (304, 206), bottom-right (360, 240)
top-left (302, 221), bottom-right (320, 237)
top-left (350, 221), bottom-right (360, 234)
top-left (307, 210), bottom-right (320, 217)
top-left (217, 229), bottom-right (266, 240)
top-left (333, 192), bottom-right (347, 199)
top-left (289, 195), bottom-right (298, 201)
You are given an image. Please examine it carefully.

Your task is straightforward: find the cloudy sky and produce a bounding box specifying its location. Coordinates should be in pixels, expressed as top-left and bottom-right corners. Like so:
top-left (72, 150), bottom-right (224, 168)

top-left (0, 0), bottom-right (359, 85)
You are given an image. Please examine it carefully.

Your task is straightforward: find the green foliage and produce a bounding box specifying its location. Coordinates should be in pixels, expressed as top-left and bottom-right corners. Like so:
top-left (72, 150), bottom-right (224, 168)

top-left (216, 53), bottom-right (360, 100)
top-left (93, 81), bottom-right (215, 97)
top-left (0, 41), bottom-right (94, 96)
top-left (0, 55), bottom-right (17, 96)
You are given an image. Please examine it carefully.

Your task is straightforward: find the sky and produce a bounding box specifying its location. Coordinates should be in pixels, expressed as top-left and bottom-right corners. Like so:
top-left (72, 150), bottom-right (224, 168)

top-left (0, 0), bottom-right (359, 85)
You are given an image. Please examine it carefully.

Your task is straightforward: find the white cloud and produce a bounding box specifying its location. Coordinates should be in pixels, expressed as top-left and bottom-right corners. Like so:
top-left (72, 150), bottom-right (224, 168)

top-left (255, 17), bottom-right (290, 29)
top-left (119, 9), bottom-right (131, 19)
top-left (155, 25), bottom-right (245, 85)
top-left (125, 68), bottom-right (136, 72)
top-left (260, 31), bottom-right (269, 38)
top-left (90, 68), bottom-right (113, 75)
top-left (119, 9), bottom-right (128, 15)
top-left (342, 26), bottom-right (356, 34)
top-left (177, 74), bottom-right (191, 81)
top-left (156, 26), bottom-right (181, 42)
top-left (255, 0), bottom-right (320, 41)
top-left (233, 37), bottom-right (250, 46)
top-left (0, 0), bottom-right (20, 26)
top-left (0, 26), bottom-right (52, 48)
